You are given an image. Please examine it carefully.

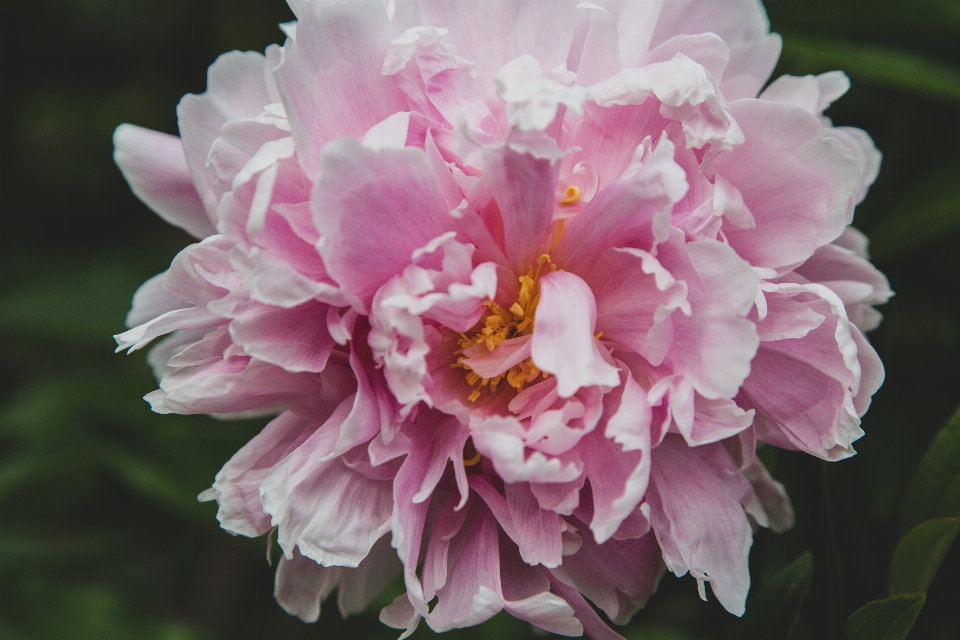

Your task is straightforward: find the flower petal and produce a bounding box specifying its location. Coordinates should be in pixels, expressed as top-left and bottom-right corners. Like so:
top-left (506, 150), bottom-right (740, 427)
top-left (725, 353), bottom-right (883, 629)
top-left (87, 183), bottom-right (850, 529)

top-left (532, 271), bottom-right (620, 398)
top-left (113, 125), bottom-right (215, 239)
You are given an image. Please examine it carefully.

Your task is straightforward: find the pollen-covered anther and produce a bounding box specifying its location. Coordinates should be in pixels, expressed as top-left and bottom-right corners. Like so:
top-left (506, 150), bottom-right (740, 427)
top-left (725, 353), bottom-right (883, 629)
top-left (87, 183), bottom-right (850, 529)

top-left (559, 185), bottom-right (582, 206)
top-left (452, 250), bottom-right (562, 401)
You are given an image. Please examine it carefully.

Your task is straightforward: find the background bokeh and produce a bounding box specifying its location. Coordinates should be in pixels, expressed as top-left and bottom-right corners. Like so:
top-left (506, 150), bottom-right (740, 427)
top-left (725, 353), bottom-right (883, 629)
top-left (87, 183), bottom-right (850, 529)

top-left (1, 1), bottom-right (958, 638)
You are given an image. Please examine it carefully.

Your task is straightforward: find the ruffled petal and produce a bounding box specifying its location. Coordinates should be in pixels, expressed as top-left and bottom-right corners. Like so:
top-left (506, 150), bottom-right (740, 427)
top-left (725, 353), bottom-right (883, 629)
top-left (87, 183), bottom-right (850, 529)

top-left (648, 435), bottom-right (753, 616)
top-left (314, 139), bottom-right (456, 310)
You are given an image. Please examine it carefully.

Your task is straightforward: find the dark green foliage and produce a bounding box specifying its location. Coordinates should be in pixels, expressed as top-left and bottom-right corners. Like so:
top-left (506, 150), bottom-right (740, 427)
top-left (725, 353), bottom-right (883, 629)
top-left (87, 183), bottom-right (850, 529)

top-left (845, 594), bottom-right (927, 640)
top-left (888, 518), bottom-right (960, 596)
top-left (899, 407), bottom-right (960, 534)
top-left (1, 0), bottom-right (958, 638)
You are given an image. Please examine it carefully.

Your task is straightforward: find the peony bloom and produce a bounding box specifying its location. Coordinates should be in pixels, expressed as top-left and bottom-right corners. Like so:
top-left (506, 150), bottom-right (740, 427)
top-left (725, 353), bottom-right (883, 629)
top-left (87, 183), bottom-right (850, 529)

top-left (114, 0), bottom-right (891, 637)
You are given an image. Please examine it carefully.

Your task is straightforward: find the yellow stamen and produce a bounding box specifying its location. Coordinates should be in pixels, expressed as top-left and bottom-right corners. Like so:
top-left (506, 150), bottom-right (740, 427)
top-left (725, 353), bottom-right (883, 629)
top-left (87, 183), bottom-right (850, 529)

top-left (559, 185), bottom-right (582, 206)
top-left (454, 221), bottom-right (573, 400)
top-left (549, 218), bottom-right (566, 254)
top-left (463, 438), bottom-right (482, 466)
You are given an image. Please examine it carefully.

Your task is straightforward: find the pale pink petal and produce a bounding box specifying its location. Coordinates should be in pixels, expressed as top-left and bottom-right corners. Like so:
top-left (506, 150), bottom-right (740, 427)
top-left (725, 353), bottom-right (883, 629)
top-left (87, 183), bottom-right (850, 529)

top-left (547, 573), bottom-right (627, 640)
top-left (498, 534), bottom-right (583, 636)
top-left (471, 476), bottom-right (564, 568)
top-left (229, 300), bottom-right (335, 373)
top-left (113, 125), bottom-right (215, 239)
top-left (795, 241), bottom-right (892, 332)
top-left (551, 518), bottom-right (663, 625)
top-left (742, 458), bottom-right (795, 533)
top-left (716, 100), bottom-right (860, 270)
top-left (657, 235), bottom-right (760, 399)
top-left (481, 141), bottom-right (560, 272)
top-left (274, 548), bottom-right (339, 623)
top-left (567, 100), bottom-right (669, 190)
top-left (556, 136), bottom-right (688, 272)
top-left (462, 335), bottom-right (532, 379)
top-left (722, 34), bottom-right (782, 100)
top-left (177, 50), bottom-right (273, 216)
top-left (587, 54), bottom-right (743, 151)
top-left (532, 272), bottom-right (620, 398)
top-left (124, 272), bottom-right (191, 328)
top-left (274, 0), bottom-right (408, 176)
top-left (584, 247), bottom-right (690, 367)
top-left (425, 500), bottom-right (504, 631)
top-left (648, 435), bottom-right (753, 616)
top-left (742, 284), bottom-right (869, 461)
top-left (314, 139), bottom-right (456, 310)
top-left (148, 356), bottom-right (327, 417)
top-left (413, 0), bottom-right (580, 90)
top-left (261, 435), bottom-right (395, 566)
top-left (202, 411), bottom-right (323, 537)
top-left (574, 3), bottom-right (622, 87)
top-left (471, 415), bottom-right (583, 484)
top-left (685, 396), bottom-right (755, 446)
top-left (115, 307), bottom-right (223, 353)
top-left (275, 534), bottom-right (402, 622)
top-left (650, 0), bottom-right (779, 100)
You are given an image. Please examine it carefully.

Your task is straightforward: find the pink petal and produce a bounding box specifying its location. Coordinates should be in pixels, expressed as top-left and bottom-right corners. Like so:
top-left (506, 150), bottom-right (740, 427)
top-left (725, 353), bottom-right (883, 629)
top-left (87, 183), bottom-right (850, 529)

top-left (532, 271), bottom-right (621, 398)
top-left (742, 285), bottom-right (867, 460)
top-left (425, 500), bottom-right (504, 631)
top-left (314, 139), bottom-right (456, 311)
top-left (551, 519), bottom-right (663, 625)
top-left (202, 411), bottom-right (322, 537)
top-left (471, 415), bottom-right (583, 484)
top-left (567, 100), bottom-right (670, 191)
top-left (547, 573), bottom-right (627, 640)
top-left (742, 458), bottom-right (795, 534)
top-left (113, 125), bottom-right (214, 239)
top-left (229, 300), bottom-right (335, 373)
top-left (274, 535), bottom-right (401, 622)
top-left (648, 435), bottom-right (753, 616)
top-left (650, 0), bottom-right (780, 100)
top-left (498, 535), bottom-right (582, 636)
top-left (259, 412), bottom-right (395, 566)
top-left (555, 137), bottom-right (687, 272)
top-left (716, 99), bottom-right (860, 271)
top-left (657, 235), bottom-right (759, 399)
top-left (274, 0), bottom-right (408, 176)
top-left (461, 335), bottom-right (532, 379)
top-left (481, 142), bottom-right (560, 272)
top-left (584, 247), bottom-right (690, 367)
top-left (574, 3), bottom-right (622, 87)
top-left (177, 50), bottom-right (273, 216)
top-left (471, 476), bottom-right (564, 568)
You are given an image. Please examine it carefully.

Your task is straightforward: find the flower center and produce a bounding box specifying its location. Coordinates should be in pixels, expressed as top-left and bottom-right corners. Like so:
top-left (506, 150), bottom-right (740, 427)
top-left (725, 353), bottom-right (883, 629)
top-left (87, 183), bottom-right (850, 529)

top-left (453, 253), bottom-right (558, 401)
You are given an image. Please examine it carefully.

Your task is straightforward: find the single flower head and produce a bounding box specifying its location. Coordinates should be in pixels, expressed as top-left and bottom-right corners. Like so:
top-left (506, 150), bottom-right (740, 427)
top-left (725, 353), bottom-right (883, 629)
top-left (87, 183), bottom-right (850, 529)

top-left (113, 1), bottom-right (890, 637)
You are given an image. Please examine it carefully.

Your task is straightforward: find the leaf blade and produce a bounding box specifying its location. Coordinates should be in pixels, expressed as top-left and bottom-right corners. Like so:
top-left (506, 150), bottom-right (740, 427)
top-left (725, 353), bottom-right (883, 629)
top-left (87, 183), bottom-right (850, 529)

top-left (845, 594), bottom-right (926, 640)
top-left (888, 517), bottom-right (960, 595)
top-left (780, 34), bottom-right (960, 102)
top-left (899, 405), bottom-right (960, 534)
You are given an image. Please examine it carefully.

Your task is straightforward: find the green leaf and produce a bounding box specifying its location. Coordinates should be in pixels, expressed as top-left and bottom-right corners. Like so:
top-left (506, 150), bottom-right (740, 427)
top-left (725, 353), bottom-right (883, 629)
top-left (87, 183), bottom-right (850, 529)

top-left (725, 552), bottom-right (813, 640)
top-left (780, 34), bottom-right (960, 102)
top-left (867, 166), bottom-right (960, 261)
top-left (899, 405), bottom-right (960, 534)
top-left (888, 517), bottom-right (960, 595)
top-left (845, 594), bottom-right (926, 640)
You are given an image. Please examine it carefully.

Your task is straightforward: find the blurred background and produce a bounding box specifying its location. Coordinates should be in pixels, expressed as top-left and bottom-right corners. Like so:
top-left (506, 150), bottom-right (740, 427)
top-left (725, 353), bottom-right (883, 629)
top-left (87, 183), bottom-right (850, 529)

top-left (1, 1), bottom-right (958, 638)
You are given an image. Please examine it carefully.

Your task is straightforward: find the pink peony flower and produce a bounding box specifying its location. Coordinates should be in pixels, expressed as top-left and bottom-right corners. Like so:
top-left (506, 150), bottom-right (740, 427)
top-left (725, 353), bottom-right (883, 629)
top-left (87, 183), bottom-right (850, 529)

top-left (114, 0), bottom-right (891, 637)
